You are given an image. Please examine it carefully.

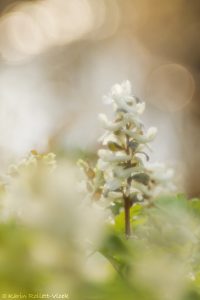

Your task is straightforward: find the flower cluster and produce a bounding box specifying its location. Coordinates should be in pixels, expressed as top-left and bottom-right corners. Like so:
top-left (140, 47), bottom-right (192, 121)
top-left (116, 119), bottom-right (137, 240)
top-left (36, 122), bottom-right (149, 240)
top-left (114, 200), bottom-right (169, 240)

top-left (0, 151), bottom-right (57, 201)
top-left (8, 150), bottom-right (57, 176)
top-left (80, 81), bottom-right (175, 210)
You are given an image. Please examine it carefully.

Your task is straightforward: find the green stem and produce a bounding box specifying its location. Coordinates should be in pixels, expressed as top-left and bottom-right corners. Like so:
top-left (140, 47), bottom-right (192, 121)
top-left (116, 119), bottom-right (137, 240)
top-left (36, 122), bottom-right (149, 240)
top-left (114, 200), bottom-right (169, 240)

top-left (124, 196), bottom-right (131, 238)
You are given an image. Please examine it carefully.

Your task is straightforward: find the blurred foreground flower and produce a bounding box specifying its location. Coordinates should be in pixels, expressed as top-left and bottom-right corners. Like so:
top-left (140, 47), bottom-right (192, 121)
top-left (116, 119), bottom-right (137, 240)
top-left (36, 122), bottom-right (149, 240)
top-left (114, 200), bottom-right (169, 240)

top-left (0, 151), bottom-right (108, 295)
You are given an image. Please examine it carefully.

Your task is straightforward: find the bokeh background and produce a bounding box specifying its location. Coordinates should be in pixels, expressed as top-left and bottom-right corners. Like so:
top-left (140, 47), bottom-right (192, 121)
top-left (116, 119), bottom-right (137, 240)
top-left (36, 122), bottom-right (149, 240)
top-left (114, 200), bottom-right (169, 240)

top-left (0, 0), bottom-right (199, 196)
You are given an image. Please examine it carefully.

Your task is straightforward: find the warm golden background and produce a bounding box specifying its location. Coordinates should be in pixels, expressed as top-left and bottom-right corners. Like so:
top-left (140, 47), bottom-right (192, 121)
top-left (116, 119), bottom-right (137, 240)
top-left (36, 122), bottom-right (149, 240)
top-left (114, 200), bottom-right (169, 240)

top-left (0, 0), bottom-right (199, 196)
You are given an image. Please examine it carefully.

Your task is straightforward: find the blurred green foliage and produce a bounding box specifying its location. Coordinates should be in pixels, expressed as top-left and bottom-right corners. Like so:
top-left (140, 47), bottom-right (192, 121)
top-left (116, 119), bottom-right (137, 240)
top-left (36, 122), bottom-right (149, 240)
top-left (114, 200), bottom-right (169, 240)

top-left (0, 152), bottom-right (200, 299)
top-left (1, 194), bottom-right (200, 299)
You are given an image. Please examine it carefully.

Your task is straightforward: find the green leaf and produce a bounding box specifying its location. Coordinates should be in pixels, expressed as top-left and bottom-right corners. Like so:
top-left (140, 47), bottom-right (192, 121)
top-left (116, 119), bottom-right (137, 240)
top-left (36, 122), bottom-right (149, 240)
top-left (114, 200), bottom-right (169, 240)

top-left (128, 141), bottom-right (139, 152)
top-left (99, 232), bottom-right (131, 276)
top-left (132, 173), bottom-right (150, 185)
top-left (154, 195), bottom-right (188, 212)
top-left (107, 142), bottom-right (123, 152)
top-left (188, 198), bottom-right (200, 217)
top-left (116, 108), bottom-right (127, 113)
top-left (130, 203), bottom-right (143, 216)
top-left (114, 204), bottom-right (144, 234)
top-left (114, 211), bottom-right (126, 234)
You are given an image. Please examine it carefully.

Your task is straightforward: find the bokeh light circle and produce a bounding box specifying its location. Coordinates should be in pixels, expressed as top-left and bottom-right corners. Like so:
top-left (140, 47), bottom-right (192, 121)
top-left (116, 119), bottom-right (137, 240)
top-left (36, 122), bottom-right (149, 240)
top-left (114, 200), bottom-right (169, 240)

top-left (145, 63), bottom-right (195, 112)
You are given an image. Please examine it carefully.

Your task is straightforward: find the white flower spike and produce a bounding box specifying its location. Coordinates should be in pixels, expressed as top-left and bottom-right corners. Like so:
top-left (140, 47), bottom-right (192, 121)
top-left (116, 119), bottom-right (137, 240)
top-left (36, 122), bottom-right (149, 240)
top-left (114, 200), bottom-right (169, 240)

top-left (79, 80), bottom-right (175, 237)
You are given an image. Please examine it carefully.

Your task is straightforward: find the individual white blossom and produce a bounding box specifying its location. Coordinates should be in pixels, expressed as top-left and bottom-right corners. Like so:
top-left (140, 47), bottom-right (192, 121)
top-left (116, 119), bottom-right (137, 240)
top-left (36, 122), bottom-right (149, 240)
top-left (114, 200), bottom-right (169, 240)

top-left (98, 149), bottom-right (131, 162)
top-left (124, 127), bottom-right (157, 143)
top-left (146, 162), bottom-right (174, 183)
top-left (98, 113), bottom-right (124, 131)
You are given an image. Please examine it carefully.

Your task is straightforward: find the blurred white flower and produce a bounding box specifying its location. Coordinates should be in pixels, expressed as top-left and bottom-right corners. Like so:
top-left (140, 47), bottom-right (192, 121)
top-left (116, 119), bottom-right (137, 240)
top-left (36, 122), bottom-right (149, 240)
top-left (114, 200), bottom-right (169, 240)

top-left (2, 159), bottom-right (107, 251)
top-left (111, 80), bottom-right (132, 98)
top-left (107, 191), bottom-right (123, 199)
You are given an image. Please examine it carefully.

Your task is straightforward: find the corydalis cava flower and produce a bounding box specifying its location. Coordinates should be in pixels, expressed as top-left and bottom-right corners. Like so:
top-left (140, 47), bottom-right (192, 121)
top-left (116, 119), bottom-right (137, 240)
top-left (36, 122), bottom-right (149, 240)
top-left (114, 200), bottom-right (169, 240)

top-left (79, 80), bottom-right (175, 237)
